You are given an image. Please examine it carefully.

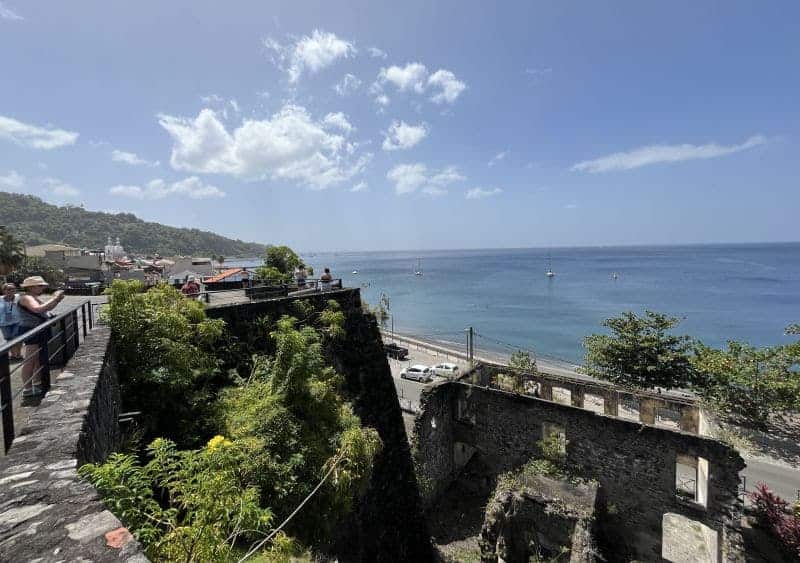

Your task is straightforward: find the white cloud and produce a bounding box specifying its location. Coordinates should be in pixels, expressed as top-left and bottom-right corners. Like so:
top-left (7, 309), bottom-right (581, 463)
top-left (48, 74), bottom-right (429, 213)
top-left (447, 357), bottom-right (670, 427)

top-left (524, 67), bottom-right (552, 76)
top-left (111, 149), bottom-right (159, 167)
top-left (323, 112), bottom-right (354, 134)
top-left (375, 63), bottom-right (466, 105)
top-left (368, 47), bottom-right (388, 59)
top-left (466, 187), bottom-right (503, 200)
top-left (0, 115), bottom-right (78, 149)
top-left (488, 151), bottom-right (508, 167)
top-left (266, 29), bottom-right (355, 83)
top-left (375, 94), bottom-right (390, 108)
top-left (386, 163), bottom-right (464, 196)
top-left (572, 135), bottom-right (767, 173)
top-left (200, 93), bottom-right (224, 104)
top-left (42, 177), bottom-right (80, 198)
top-left (158, 105), bottom-right (370, 189)
top-left (0, 2), bottom-right (23, 21)
top-left (333, 73), bottom-right (362, 96)
top-left (379, 62), bottom-right (428, 93)
top-left (564, 203), bottom-right (578, 209)
top-left (0, 170), bottom-right (24, 190)
top-left (382, 120), bottom-right (428, 151)
top-left (110, 177), bottom-right (225, 200)
top-left (229, 99), bottom-right (240, 113)
top-left (428, 69), bottom-right (466, 104)
top-left (350, 181), bottom-right (368, 193)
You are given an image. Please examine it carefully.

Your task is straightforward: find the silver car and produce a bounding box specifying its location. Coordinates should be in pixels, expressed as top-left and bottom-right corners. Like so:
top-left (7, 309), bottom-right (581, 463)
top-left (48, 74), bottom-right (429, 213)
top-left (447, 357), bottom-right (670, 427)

top-left (400, 364), bottom-right (433, 383)
top-left (433, 362), bottom-right (460, 378)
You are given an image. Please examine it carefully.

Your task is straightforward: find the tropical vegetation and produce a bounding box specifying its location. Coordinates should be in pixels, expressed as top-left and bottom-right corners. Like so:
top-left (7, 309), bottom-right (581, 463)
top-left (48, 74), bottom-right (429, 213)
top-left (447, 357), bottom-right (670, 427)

top-left (0, 191), bottom-right (264, 256)
top-left (84, 280), bottom-right (381, 561)
top-left (0, 226), bottom-right (26, 276)
top-left (255, 245), bottom-right (304, 283)
top-left (583, 310), bottom-right (800, 424)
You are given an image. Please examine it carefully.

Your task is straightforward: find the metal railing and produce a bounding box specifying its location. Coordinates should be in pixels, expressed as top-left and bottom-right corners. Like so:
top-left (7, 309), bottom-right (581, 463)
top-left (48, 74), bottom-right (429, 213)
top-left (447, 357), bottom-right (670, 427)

top-left (192, 278), bottom-right (345, 304)
top-left (0, 300), bottom-right (94, 453)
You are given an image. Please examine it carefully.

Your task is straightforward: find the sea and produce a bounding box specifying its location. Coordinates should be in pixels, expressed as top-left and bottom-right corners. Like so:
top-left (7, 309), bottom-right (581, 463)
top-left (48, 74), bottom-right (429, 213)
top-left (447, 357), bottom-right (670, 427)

top-left (228, 243), bottom-right (800, 364)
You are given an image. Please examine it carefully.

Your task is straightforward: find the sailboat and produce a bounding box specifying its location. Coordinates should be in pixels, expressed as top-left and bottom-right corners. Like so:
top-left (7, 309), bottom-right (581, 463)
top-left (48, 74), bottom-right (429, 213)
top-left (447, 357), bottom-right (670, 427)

top-left (546, 254), bottom-right (555, 278)
top-left (414, 258), bottom-right (423, 276)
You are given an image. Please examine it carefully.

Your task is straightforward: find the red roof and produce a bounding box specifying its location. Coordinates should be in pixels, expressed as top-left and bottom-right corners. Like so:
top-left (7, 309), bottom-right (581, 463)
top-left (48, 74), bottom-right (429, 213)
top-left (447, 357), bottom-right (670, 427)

top-left (206, 268), bottom-right (245, 283)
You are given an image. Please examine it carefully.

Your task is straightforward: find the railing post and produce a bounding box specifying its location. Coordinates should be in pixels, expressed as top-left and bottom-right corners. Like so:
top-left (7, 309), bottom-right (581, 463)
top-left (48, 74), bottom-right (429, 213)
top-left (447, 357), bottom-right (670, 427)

top-left (89, 302), bottom-right (94, 329)
top-left (60, 316), bottom-right (68, 366)
top-left (39, 330), bottom-right (51, 392)
top-left (0, 352), bottom-right (14, 453)
top-left (71, 310), bottom-right (79, 355)
top-left (81, 303), bottom-right (88, 338)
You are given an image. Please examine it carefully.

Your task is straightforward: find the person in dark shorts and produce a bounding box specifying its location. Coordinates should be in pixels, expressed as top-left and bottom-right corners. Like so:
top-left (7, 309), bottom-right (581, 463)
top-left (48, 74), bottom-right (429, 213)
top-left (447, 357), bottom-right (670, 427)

top-left (18, 276), bottom-right (65, 397)
top-left (1, 283), bottom-right (22, 360)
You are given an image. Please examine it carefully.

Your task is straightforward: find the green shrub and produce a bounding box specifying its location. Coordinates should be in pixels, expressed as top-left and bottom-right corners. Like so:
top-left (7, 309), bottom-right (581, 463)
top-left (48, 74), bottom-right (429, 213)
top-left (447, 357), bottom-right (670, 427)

top-left (102, 280), bottom-right (228, 446)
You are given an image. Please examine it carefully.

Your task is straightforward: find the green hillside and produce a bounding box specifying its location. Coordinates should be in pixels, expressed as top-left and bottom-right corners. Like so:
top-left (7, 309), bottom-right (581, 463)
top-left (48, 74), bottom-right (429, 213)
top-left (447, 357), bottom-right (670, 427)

top-left (0, 191), bottom-right (265, 257)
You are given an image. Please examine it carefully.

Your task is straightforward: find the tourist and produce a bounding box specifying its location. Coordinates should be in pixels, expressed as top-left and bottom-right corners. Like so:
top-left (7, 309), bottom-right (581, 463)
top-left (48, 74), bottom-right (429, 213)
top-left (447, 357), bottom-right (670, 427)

top-left (1, 283), bottom-right (23, 361)
top-left (181, 275), bottom-right (201, 299)
top-left (320, 267), bottom-right (333, 291)
top-left (18, 276), bottom-right (65, 397)
top-left (296, 264), bottom-right (308, 289)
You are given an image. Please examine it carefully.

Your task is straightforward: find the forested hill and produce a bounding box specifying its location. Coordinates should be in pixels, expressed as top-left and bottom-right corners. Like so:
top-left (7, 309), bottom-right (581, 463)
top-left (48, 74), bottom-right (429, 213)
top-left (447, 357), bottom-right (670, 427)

top-left (0, 191), bottom-right (265, 257)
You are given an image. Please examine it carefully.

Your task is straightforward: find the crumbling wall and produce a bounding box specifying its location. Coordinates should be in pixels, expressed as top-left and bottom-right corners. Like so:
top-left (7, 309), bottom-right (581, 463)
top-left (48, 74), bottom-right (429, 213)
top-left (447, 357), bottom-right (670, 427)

top-left (416, 381), bottom-right (745, 562)
top-left (207, 290), bottom-right (433, 562)
top-left (480, 474), bottom-right (598, 563)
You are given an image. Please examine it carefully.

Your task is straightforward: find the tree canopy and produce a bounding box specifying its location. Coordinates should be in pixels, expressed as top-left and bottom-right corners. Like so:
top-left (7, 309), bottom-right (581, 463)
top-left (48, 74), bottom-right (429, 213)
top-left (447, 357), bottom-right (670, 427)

top-left (0, 191), bottom-right (264, 256)
top-left (583, 310), bottom-right (695, 390)
top-left (255, 245), bottom-right (303, 282)
top-left (0, 226), bottom-right (25, 276)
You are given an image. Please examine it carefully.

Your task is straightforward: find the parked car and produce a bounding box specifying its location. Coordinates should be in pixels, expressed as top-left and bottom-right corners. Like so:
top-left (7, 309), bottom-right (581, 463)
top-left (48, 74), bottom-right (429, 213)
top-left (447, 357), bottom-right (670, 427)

top-left (385, 342), bottom-right (409, 360)
top-left (400, 364), bottom-right (433, 383)
top-left (433, 362), bottom-right (460, 378)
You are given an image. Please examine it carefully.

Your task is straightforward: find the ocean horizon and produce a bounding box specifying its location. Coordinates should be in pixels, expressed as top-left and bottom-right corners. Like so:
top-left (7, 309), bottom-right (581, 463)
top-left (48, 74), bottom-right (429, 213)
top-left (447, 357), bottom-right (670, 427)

top-left (228, 242), bottom-right (800, 363)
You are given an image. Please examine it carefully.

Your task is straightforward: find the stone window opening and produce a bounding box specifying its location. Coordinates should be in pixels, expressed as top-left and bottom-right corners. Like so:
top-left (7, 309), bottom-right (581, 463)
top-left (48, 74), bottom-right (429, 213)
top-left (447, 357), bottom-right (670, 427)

top-left (675, 454), bottom-right (709, 508)
top-left (618, 395), bottom-right (640, 421)
top-left (656, 406), bottom-right (682, 430)
top-left (551, 386), bottom-right (571, 406)
top-left (584, 393), bottom-right (605, 414)
top-left (541, 422), bottom-right (567, 455)
top-left (662, 512), bottom-right (719, 563)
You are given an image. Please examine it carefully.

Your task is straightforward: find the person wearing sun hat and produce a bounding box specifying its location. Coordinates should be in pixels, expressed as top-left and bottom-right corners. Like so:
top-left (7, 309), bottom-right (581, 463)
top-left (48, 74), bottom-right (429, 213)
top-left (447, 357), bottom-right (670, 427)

top-left (18, 276), bottom-right (65, 397)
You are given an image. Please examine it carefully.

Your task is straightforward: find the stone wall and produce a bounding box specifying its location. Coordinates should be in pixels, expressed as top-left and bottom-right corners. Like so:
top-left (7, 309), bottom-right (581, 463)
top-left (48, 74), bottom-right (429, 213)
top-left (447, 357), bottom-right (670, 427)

top-left (480, 475), bottom-right (598, 563)
top-left (207, 289), bottom-right (433, 562)
top-left (0, 325), bottom-right (147, 562)
top-left (416, 381), bottom-right (745, 562)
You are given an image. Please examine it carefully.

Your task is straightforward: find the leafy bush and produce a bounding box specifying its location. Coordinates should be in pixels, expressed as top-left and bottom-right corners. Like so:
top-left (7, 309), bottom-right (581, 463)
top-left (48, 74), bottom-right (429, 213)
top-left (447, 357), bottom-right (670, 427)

top-left (219, 316), bottom-right (380, 545)
top-left (102, 280), bottom-right (227, 446)
top-left (508, 350), bottom-right (536, 375)
top-left (750, 482), bottom-right (800, 559)
top-left (81, 436), bottom-right (274, 562)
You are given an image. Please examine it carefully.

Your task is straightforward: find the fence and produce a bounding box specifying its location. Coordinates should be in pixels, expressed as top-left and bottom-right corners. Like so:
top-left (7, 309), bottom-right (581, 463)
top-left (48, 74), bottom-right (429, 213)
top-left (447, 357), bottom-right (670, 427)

top-left (195, 278), bottom-right (345, 304)
top-left (0, 300), bottom-right (94, 453)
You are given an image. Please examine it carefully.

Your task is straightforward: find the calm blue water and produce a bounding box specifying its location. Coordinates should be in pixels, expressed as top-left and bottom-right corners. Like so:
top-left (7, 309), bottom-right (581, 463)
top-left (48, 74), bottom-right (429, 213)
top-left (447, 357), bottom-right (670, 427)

top-left (229, 244), bottom-right (800, 363)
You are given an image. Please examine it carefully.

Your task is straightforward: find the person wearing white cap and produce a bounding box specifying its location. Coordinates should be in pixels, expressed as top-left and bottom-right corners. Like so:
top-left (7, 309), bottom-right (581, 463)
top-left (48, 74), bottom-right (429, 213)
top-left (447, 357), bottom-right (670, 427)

top-left (18, 276), bottom-right (65, 397)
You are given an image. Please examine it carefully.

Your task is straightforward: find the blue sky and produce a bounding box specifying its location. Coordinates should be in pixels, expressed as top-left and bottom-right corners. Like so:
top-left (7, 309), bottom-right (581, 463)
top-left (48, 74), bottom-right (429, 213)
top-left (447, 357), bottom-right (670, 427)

top-left (1, 1), bottom-right (798, 251)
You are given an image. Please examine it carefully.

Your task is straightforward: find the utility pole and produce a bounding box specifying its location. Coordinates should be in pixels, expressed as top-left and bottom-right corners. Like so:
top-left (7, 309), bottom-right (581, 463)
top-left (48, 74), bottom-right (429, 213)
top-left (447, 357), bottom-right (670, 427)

top-left (465, 326), bottom-right (474, 366)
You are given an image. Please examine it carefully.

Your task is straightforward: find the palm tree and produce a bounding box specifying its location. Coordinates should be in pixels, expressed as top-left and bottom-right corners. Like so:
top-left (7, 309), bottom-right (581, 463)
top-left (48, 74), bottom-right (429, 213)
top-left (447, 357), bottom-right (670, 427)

top-left (215, 255), bottom-right (225, 271)
top-left (0, 227), bottom-right (25, 277)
